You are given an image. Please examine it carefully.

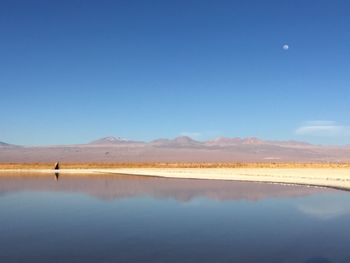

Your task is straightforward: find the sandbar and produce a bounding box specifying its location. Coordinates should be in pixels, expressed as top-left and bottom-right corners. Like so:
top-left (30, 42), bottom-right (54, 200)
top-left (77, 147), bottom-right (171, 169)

top-left (1, 167), bottom-right (350, 190)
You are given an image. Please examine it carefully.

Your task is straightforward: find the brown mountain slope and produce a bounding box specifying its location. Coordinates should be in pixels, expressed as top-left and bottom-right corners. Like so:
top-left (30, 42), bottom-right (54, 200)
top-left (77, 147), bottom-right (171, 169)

top-left (0, 136), bottom-right (349, 163)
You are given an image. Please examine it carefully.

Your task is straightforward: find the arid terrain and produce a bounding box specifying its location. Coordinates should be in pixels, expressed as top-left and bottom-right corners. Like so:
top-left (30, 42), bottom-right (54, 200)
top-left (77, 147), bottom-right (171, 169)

top-left (1, 165), bottom-right (350, 190)
top-left (2, 136), bottom-right (350, 190)
top-left (1, 136), bottom-right (350, 163)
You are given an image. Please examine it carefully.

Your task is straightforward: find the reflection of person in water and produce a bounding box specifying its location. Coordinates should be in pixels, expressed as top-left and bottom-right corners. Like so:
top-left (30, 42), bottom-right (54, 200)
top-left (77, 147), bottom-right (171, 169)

top-left (305, 257), bottom-right (331, 263)
top-left (54, 172), bottom-right (59, 181)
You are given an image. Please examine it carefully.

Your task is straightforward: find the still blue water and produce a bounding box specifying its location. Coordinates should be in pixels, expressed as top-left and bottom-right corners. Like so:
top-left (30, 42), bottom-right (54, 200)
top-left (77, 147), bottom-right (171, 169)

top-left (0, 174), bottom-right (350, 263)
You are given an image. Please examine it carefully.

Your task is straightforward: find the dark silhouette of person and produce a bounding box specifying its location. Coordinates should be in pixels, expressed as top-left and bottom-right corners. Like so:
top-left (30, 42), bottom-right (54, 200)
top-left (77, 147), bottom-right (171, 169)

top-left (54, 162), bottom-right (60, 181)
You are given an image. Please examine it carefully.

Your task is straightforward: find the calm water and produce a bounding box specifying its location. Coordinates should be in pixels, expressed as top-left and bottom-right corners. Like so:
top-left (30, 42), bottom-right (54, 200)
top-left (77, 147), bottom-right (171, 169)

top-left (1, 173), bottom-right (350, 263)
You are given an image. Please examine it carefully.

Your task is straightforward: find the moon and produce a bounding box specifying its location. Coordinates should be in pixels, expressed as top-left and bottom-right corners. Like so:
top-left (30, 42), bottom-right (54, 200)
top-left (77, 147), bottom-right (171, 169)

top-left (283, 44), bottom-right (289, 50)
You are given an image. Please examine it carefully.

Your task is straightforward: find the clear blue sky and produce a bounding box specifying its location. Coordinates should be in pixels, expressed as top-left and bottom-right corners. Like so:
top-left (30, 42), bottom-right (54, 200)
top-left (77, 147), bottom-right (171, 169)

top-left (1, 0), bottom-right (350, 145)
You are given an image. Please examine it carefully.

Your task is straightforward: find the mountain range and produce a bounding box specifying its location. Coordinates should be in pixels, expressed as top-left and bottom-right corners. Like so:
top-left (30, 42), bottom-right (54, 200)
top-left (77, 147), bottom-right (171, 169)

top-left (0, 141), bottom-right (19, 148)
top-left (1, 136), bottom-right (350, 163)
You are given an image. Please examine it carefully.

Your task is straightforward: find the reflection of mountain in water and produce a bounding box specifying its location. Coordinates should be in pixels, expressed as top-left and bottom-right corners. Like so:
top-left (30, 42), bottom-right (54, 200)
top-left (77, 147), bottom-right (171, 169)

top-left (0, 173), bottom-right (333, 202)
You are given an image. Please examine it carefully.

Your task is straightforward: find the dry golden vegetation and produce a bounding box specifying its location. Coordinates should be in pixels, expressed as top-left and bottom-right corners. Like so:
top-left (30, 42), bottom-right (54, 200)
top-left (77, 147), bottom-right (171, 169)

top-left (1, 162), bottom-right (350, 169)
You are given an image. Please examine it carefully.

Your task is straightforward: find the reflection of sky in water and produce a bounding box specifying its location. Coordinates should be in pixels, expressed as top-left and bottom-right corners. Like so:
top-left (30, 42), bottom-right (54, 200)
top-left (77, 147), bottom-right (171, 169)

top-left (297, 194), bottom-right (350, 220)
top-left (1, 175), bottom-right (350, 263)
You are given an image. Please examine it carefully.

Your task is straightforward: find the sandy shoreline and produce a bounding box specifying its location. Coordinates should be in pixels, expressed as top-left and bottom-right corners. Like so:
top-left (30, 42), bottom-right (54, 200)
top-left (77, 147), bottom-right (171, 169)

top-left (1, 168), bottom-right (350, 190)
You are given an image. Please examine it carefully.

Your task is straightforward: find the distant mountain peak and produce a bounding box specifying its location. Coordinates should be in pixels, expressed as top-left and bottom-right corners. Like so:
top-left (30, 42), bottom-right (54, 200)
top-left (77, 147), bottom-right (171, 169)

top-left (173, 136), bottom-right (198, 143)
top-left (242, 137), bottom-right (264, 145)
top-left (210, 137), bottom-right (242, 144)
top-left (103, 136), bottom-right (127, 142)
top-left (151, 136), bottom-right (200, 147)
top-left (89, 136), bottom-right (132, 145)
top-left (0, 141), bottom-right (18, 148)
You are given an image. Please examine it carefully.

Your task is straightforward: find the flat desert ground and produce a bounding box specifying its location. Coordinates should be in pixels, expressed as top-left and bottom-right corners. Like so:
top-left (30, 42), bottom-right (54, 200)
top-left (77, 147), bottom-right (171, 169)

top-left (1, 167), bottom-right (350, 190)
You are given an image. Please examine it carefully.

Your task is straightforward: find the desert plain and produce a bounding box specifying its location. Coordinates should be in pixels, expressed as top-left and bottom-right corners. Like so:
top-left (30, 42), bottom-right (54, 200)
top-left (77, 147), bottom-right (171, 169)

top-left (1, 162), bottom-right (350, 191)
